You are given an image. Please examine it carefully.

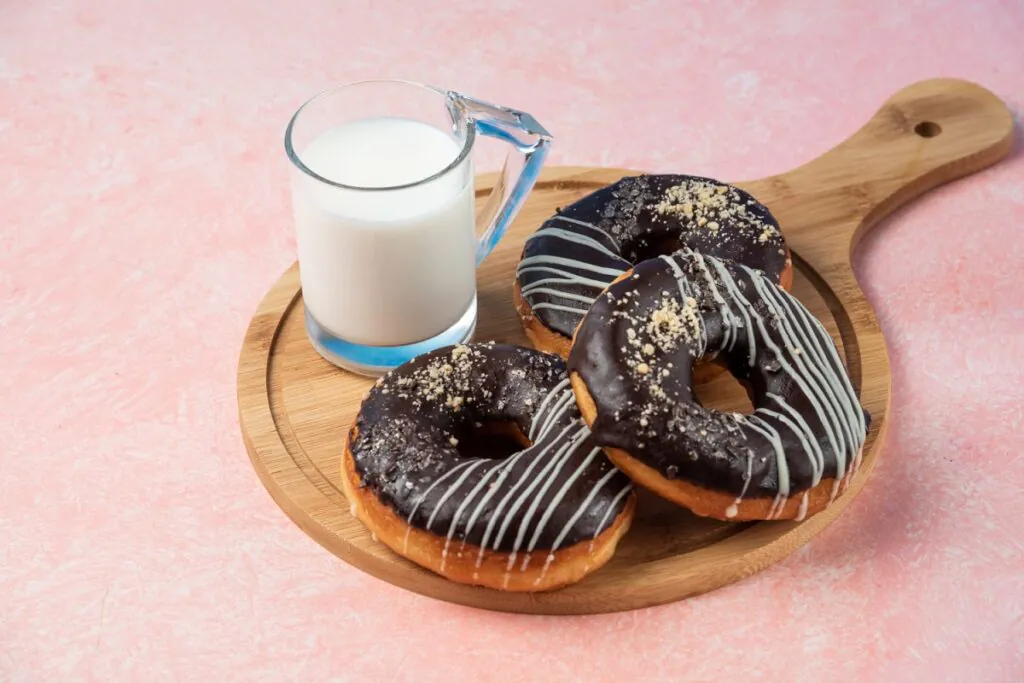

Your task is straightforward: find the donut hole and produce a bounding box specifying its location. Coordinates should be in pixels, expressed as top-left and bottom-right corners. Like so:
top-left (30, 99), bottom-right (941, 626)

top-left (629, 234), bottom-right (684, 264)
top-left (693, 368), bottom-right (755, 414)
top-left (455, 420), bottom-right (531, 460)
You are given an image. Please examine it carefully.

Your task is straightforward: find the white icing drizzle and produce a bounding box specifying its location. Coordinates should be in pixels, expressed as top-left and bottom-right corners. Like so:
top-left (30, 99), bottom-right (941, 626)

top-left (688, 251), bottom-right (739, 351)
top-left (523, 447), bottom-right (603, 552)
top-left (549, 467), bottom-right (620, 551)
top-left (402, 459), bottom-right (477, 553)
top-left (520, 274), bottom-right (609, 293)
top-left (519, 551), bottom-right (532, 572)
top-left (494, 428), bottom-right (590, 571)
top-left (662, 250), bottom-right (868, 514)
top-left (709, 256), bottom-right (846, 459)
top-left (456, 455), bottom-right (523, 553)
top-left (492, 429), bottom-right (591, 583)
top-left (588, 484), bottom-right (633, 553)
top-left (747, 271), bottom-right (866, 502)
top-left (516, 254), bottom-right (624, 278)
top-left (525, 226), bottom-right (620, 259)
top-left (440, 460), bottom-right (513, 570)
top-left (760, 406), bottom-right (822, 486)
top-left (397, 376), bottom-right (629, 581)
top-left (659, 253), bottom-right (708, 355)
top-left (725, 449), bottom-right (755, 519)
top-left (770, 279), bottom-right (866, 439)
top-left (745, 414), bottom-right (790, 519)
top-left (474, 422), bottom-right (578, 567)
top-left (702, 253), bottom-right (757, 365)
top-left (767, 393), bottom-right (826, 486)
top-left (516, 243), bottom-right (626, 324)
top-left (532, 387), bottom-right (575, 443)
top-left (455, 384), bottom-right (575, 557)
top-left (755, 277), bottom-right (859, 454)
top-left (529, 378), bottom-right (570, 439)
top-left (550, 214), bottom-right (617, 243)
top-left (424, 460), bottom-right (488, 531)
top-left (517, 286), bottom-right (596, 305)
top-left (530, 301), bottom-right (591, 315)
top-left (796, 492), bottom-right (810, 521)
top-left (535, 554), bottom-right (557, 586)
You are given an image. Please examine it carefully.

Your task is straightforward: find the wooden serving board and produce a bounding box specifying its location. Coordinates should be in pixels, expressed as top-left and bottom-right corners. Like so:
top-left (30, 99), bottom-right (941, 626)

top-left (237, 79), bottom-right (1013, 614)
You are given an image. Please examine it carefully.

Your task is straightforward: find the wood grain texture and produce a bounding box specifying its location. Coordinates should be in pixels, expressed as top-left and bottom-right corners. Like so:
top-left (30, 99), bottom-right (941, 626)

top-left (236, 78), bottom-right (1013, 614)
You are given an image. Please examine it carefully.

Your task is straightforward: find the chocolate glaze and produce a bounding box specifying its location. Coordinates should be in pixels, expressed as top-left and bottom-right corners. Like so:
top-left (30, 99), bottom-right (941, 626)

top-left (568, 251), bottom-right (870, 514)
top-left (349, 343), bottom-right (633, 553)
top-left (517, 174), bottom-right (789, 339)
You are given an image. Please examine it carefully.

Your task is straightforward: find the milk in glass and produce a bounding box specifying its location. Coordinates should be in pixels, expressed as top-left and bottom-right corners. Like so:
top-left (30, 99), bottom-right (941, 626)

top-left (291, 117), bottom-right (476, 347)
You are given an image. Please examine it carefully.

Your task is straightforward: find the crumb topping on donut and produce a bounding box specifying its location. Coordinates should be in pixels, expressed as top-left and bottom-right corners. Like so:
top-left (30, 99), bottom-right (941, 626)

top-left (390, 343), bottom-right (497, 410)
top-left (653, 178), bottom-right (780, 247)
top-left (568, 250), bottom-right (870, 516)
top-left (648, 295), bottom-right (702, 350)
top-left (516, 174), bottom-right (789, 341)
top-left (603, 283), bottom-right (721, 424)
top-left (349, 344), bottom-right (633, 555)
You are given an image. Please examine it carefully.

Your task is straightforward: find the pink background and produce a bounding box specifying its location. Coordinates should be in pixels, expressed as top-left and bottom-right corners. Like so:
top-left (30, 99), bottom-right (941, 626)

top-left (2, 1), bottom-right (1023, 681)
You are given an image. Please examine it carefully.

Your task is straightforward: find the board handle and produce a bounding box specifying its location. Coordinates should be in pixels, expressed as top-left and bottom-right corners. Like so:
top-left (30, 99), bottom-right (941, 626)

top-left (764, 78), bottom-right (1015, 252)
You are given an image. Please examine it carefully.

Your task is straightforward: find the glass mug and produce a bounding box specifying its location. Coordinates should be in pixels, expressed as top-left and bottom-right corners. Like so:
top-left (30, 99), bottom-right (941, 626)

top-left (285, 79), bottom-right (552, 376)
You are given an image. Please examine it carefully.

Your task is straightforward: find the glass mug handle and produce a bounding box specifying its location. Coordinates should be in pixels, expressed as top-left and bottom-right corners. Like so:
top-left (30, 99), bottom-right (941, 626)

top-left (447, 92), bottom-right (553, 265)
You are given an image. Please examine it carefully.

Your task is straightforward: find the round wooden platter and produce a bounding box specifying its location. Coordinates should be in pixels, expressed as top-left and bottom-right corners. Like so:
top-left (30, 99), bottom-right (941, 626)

top-left (237, 79), bottom-right (1013, 614)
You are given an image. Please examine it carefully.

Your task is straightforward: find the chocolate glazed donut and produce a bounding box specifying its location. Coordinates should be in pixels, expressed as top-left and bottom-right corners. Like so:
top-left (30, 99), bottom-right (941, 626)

top-left (514, 174), bottom-right (793, 373)
top-left (342, 343), bottom-right (635, 592)
top-left (568, 250), bottom-right (869, 522)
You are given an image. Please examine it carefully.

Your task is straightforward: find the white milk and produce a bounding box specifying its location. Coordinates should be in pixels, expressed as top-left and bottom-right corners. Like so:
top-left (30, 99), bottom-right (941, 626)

top-left (291, 117), bottom-right (476, 347)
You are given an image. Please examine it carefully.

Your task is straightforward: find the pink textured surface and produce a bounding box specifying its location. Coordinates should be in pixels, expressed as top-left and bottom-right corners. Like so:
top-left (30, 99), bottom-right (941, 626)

top-left (2, 0), bottom-right (1023, 680)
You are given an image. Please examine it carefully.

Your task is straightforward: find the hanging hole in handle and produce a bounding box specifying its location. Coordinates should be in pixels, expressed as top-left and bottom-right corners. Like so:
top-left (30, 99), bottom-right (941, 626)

top-left (914, 121), bottom-right (942, 138)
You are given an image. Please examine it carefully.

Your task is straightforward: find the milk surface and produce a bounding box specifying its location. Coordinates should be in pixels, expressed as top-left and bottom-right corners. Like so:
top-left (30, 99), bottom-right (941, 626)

top-left (291, 117), bottom-right (476, 346)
